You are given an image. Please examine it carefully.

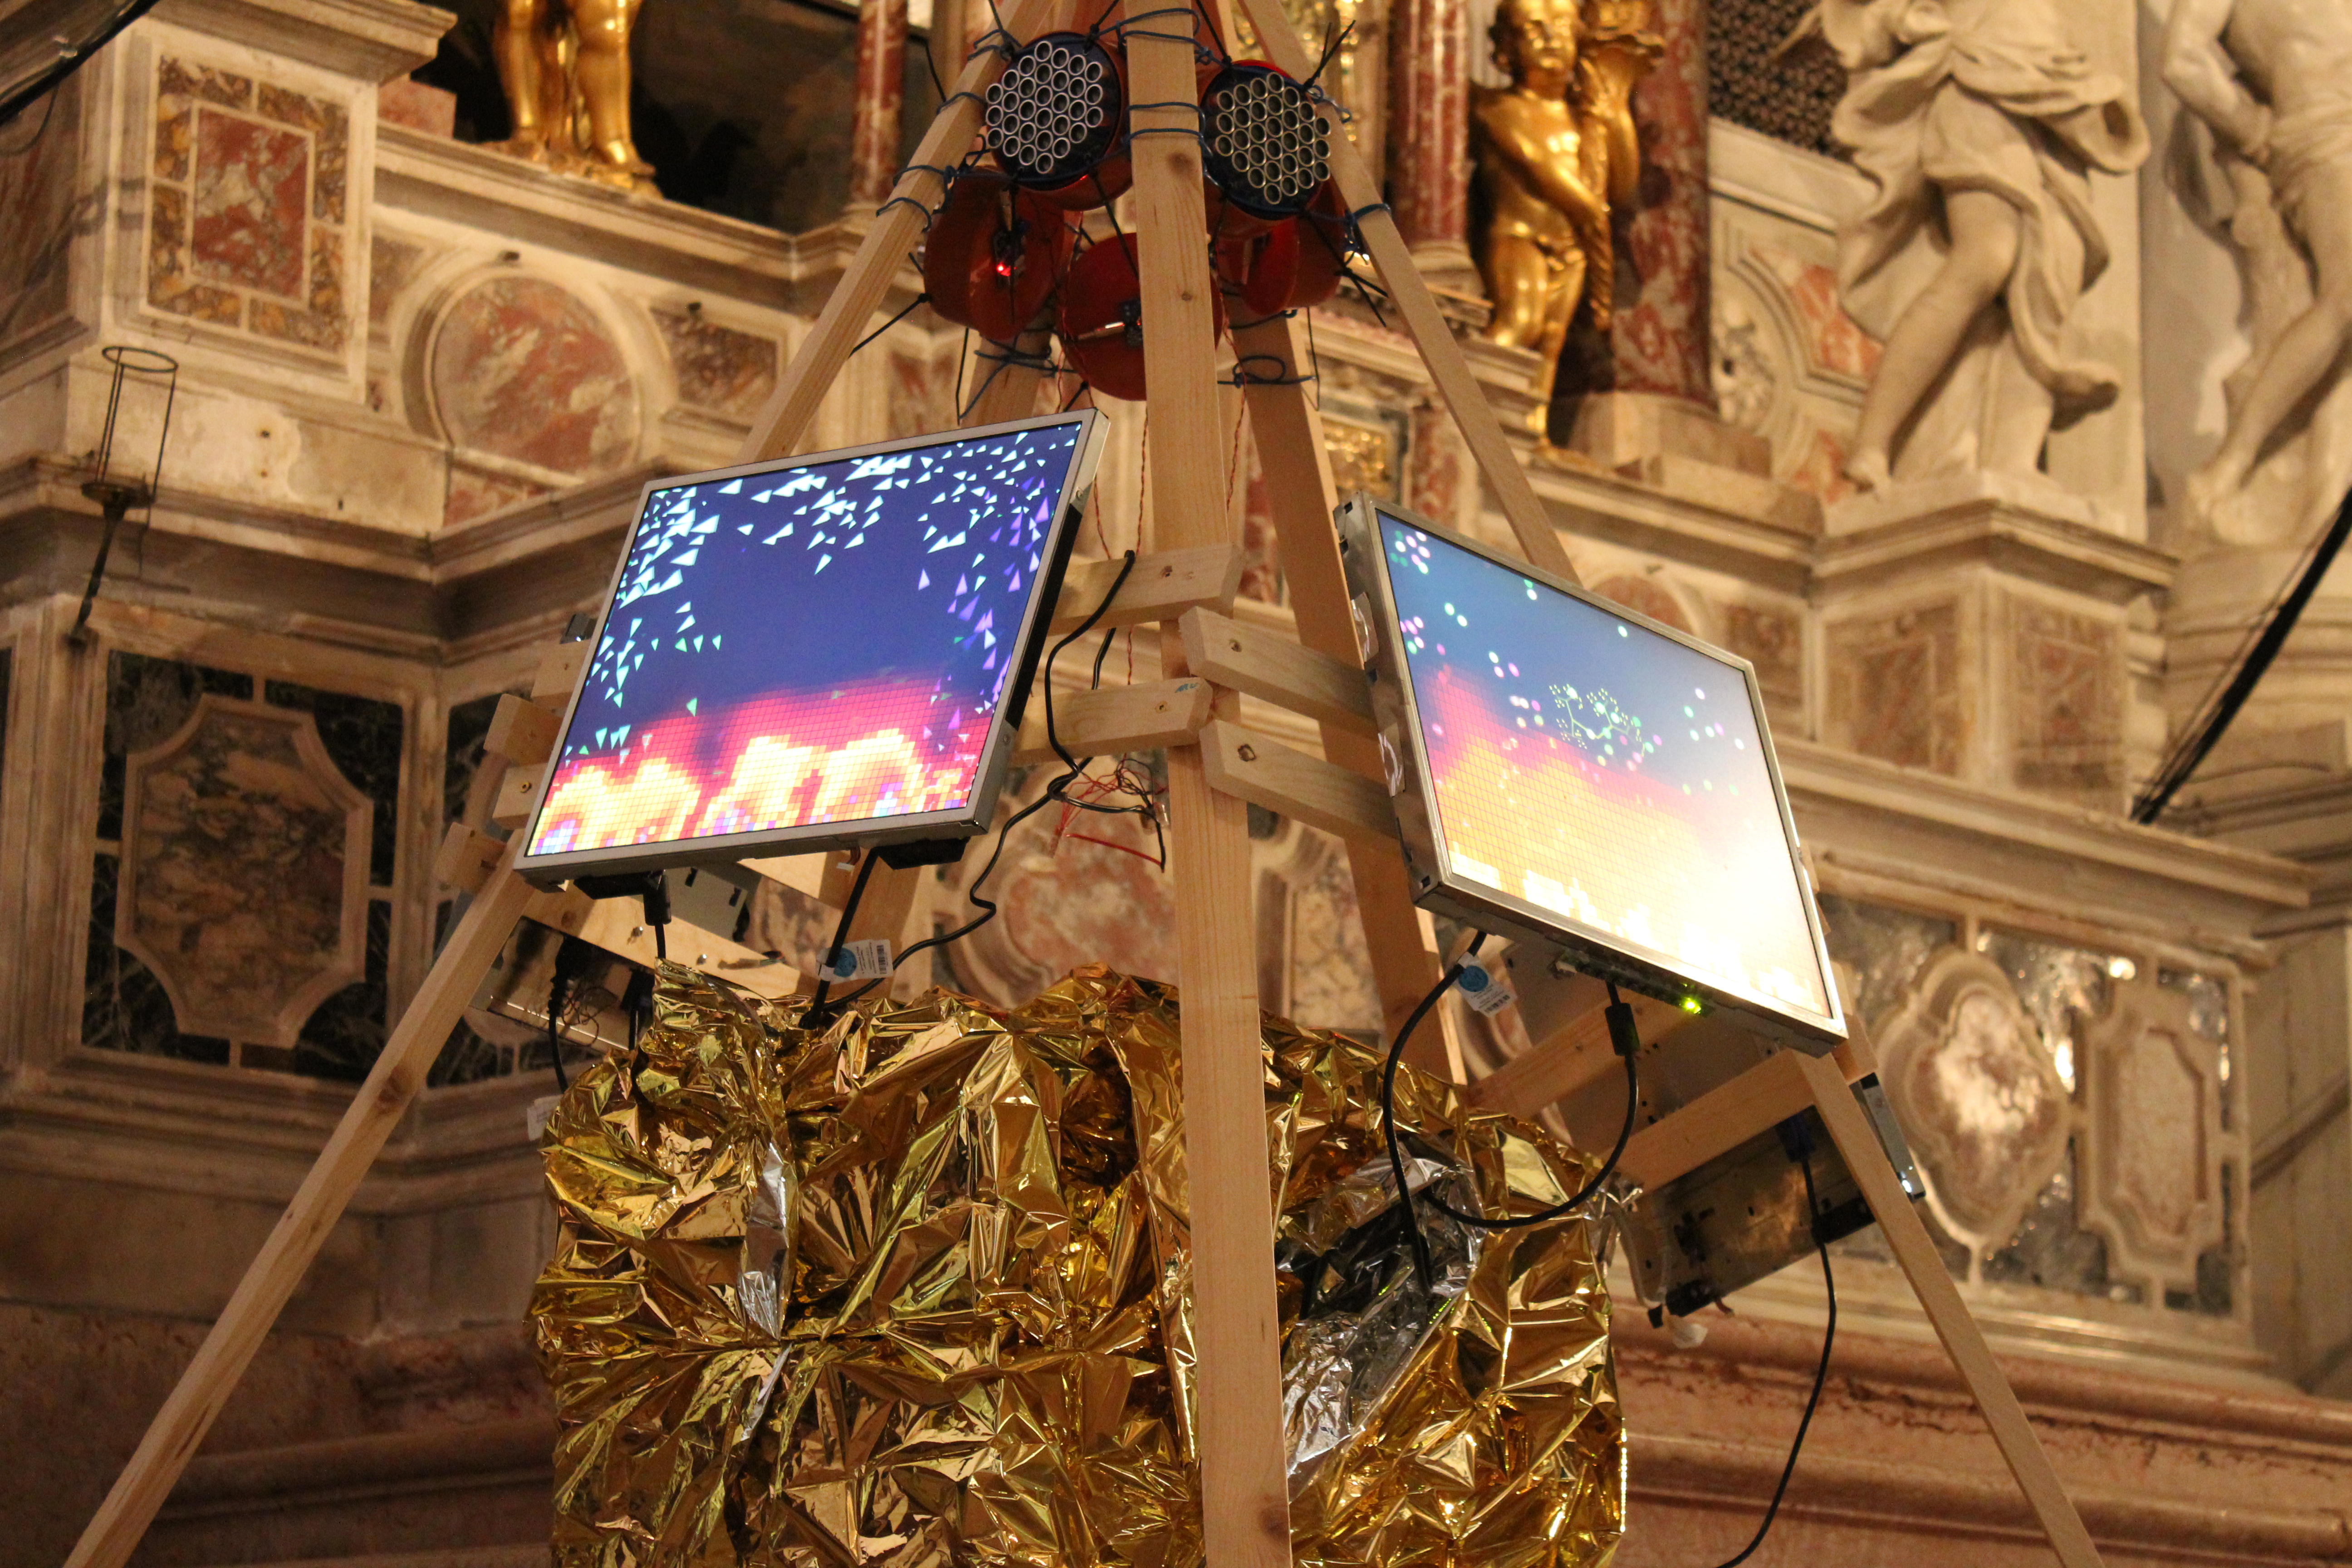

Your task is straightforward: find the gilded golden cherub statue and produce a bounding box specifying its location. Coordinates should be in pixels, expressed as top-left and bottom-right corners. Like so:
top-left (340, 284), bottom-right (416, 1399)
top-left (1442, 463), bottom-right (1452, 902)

top-left (1471, 0), bottom-right (1658, 435)
top-left (492, 0), bottom-right (657, 192)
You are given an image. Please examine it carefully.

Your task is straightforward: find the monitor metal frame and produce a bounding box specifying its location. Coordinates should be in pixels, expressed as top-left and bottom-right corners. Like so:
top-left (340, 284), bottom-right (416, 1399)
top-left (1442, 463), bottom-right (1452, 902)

top-left (515, 410), bottom-right (1108, 889)
top-left (1336, 492), bottom-right (1846, 1050)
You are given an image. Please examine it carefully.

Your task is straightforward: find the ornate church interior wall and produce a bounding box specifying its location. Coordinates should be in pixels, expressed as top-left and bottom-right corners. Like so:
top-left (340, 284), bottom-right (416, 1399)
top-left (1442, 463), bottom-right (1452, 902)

top-left (2, 0), bottom-right (2352, 1560)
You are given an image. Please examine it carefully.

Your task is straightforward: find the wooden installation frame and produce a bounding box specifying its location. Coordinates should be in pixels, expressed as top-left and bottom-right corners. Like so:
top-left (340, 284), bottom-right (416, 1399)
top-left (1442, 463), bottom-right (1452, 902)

top-left (65, 3), bottom-right (2104, 1564)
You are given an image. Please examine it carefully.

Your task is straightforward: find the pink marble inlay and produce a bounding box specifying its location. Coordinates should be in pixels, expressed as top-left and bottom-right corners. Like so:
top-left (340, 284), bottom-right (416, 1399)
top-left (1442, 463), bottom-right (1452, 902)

top-left (1387, 0), bottom-right (1470, 249)
top-left (191, 108), bottom-right (309, 300)
top-left (1754, 240), bottom-right (1880, 381)
top-left (1616, 0), bottom-right (1711, 404)
top-left (431, 277), bottom-right (639, 475)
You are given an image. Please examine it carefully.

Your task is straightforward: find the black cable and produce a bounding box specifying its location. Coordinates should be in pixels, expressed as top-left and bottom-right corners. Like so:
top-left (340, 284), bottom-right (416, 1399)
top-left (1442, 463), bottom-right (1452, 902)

top-left (2132, 482), bottom-right (2352, 822)
top-left (1403, 977), bottom-right (1641, 1234)
top-left (1379, 932), bottom-right (1485, 1285)
top-left (893, 550), bottom-right (1142, 975)
top-left (1, 0), bottom-right (166, 127)
top-left (804, 846), bottom-right (881, 1020)
top-left (1708, 1146), bottom-right (1836, 1568)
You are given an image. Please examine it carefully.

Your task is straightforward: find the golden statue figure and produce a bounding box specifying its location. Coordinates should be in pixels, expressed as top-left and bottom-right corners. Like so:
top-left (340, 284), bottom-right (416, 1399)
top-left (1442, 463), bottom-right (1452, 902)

top-left (492, 0), bottom-right (657, 191)
top-left (1471, 0), bottom-right (1658, 436)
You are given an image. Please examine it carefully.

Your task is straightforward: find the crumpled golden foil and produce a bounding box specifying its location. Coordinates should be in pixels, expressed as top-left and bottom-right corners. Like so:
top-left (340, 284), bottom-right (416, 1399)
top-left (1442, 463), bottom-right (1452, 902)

top-left (532, 963), bottom-right (1622, 1568)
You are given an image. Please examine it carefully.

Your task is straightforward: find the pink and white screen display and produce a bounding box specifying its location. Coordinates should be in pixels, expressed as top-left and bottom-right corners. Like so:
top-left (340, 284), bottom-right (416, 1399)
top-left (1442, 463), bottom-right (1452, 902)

top-left (1382, 515), bottom-right (1833, 1027)
top-left (524, 422), bottom-right (1084, 861)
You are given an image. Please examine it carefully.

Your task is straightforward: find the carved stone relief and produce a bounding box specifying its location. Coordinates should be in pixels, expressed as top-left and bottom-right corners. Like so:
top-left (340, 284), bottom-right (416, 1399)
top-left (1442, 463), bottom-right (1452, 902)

top-left (428, 275), bottom-right (641, 479)
top-left (2078, 985), bottom-right (2225, 1296)
top-left (1876, 949), bottom-right (2074, 1252)
top-left (114, 697), bottom-right (373, 1048)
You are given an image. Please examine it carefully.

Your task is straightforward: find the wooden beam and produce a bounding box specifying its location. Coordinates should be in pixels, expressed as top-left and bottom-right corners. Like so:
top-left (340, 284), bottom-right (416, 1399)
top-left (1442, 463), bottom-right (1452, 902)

top-left (1227, 0), bottom-right (1578, 586)
top-left (63, 862), bottom-right (541, 1568)
top-left (1014, 676), bottom-right (1213, 764)
top-left (1128, 7), bottom-right (1292, 1565)
top-left (1467, 982), bottom-right (1690, 1120)
top-left (1616, 1050), bottom-right (1813, 1192)
top-left (1048, 545), bottom-right (1243, 635)
top-left (1793, 1051), bottom-right (2107, 1568)
top-left (484, 693), bottom-right (559, 768)
top-left (733, 0), bottom-right (1053, 462)
top-left (490, 764), bottom-right (545, 832)
top-left (432, 821), bottom-right (506, 896)
top-left (1197, 719), bottom-right (1395, 842)
top-left (1178, 607), bottom-right (1375, 733)
top-left (1232, 313), bottom-right (1449, 1051)
top-left (530, 642), bottom-right (589, 706)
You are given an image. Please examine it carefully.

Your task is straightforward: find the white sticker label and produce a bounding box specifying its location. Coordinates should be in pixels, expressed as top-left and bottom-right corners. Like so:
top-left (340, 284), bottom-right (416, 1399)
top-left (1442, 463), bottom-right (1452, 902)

top-left (526, 1093), bottom-right (561, 1142)
top-left (1455, 960), bottom-right (1513, 1016)
top-left (825, 938), bottom-right (895, 982)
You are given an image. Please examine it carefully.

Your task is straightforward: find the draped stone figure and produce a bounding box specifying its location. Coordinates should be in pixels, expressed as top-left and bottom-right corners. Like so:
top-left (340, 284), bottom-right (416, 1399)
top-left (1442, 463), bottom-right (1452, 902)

top-left (2164, 0), bottom-right (2352, 544)
top-left (1797, 0), bottom-right (2147, 494)
top-left (1470, 0), bottom-right (1659, 438)
top-left (492, 0), bottom-right (657, 191)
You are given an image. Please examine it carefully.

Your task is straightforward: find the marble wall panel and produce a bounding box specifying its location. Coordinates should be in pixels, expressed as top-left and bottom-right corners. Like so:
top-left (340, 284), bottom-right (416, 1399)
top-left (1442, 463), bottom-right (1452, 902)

top-left (1592, 573), bottom-right (1694, 634)
top-left (430, 276), bottom-right (639, 475)
top-left (0, 78), bottom-right (83, 353)
top-left (658, 307), bottom-right (780, 424)
top-left (445, 467), bottom-right (553, 526)
top-left (146, 57), bottom-right (349, 353)
top-left (2008, 598), bottom-right (2121, 804)
top-left (1747, 237), bottom-right (1878, 384)
top-left (1715, 599), bottom-right (1803, 704)
top-left (368, 234), bottom-right (424, 330)
top-left (1824, 601), bottom-right (1962, 774)
top-left (115, 698), bottom-right (371, 1048)
top-left (1405, 400), bottom-right (1470, 530)
top-left (2080, 986), bottom-right (2227, 1297)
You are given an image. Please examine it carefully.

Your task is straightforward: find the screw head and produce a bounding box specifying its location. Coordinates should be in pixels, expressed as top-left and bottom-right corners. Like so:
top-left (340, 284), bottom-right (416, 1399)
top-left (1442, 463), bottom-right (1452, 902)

top-left (1236, 744), bottom-right (1257, 762)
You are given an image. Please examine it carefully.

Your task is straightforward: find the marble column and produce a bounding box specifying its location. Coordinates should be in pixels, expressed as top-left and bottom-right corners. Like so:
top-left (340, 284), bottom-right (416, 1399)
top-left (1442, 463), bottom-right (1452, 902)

top-left (1612, 0), bottom-right (1710, 406)
top-left (849, 0), bottom-right (909, 213)
top-left (1387, 0), bottom-right (1479, 291)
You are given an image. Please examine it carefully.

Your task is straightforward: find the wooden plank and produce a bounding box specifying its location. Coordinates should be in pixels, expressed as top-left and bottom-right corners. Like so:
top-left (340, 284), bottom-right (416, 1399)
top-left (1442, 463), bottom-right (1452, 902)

top-left (530, 642), bottom-right (589, 705)
top-left (1617, 1050), bottom-right (1813, 1192)
top-left (1048, 546), bottom-right (1243, 635)
top-left (1792, 1051), bottom-right (2107, 1568)
top-left (1128, 8), bottom-right (1292, 1565)
top-left (1014, 676), bottom-right (1213, 764)
top-left (569, 895), bottom-right (802, 999)
top-left (733, 0), bottom-right (1053, 463)
top-left (484, 693), bottom-right (559, 767)
top-left (1227, 0), bottom-right (1578, 587)
top-left (1233, 314), bottom-right (1448, 1048)
top-left (1197, 718), bottom-right (1395, 842)
top-left (1466, 982), bottom-right (1689, 1120)
top-left (1178, 607), bottom-right (1375, 733)
top-left (63, 863), bottom-right (541, 1568)
top-left (490, 763), bottom-right (545, 832)
top-left (432, 821), bottom-right (504, 896)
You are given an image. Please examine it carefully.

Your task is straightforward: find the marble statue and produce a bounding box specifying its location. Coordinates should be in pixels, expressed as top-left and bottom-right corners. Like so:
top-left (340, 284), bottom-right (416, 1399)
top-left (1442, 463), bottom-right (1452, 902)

top-left (1798, 0), bottom-right (2147, 494)
top-left (492, 0), bottom-right (656, 191)
top-left (1470, 0), bottom-right (1658, 437)
top-left (2165, 0), bottom-right (2352, 543)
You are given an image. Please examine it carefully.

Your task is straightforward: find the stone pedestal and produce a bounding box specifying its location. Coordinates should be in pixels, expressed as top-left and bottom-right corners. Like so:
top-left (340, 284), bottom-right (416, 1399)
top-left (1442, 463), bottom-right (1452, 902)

top-left (1815, 472), bottom-right (2173, 813)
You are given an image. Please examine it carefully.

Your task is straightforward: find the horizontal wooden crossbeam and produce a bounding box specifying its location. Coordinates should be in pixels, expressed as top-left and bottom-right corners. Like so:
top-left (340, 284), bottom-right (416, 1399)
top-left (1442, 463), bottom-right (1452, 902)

top-left (1049, 546), bottom-right (1243, 634)
top-left (1014, 677), bottom-right (1214, 764)
top-left (1196, 719), bottom-right (1395, 841)
top-left (1178, 608), bottom-right (1375, 733)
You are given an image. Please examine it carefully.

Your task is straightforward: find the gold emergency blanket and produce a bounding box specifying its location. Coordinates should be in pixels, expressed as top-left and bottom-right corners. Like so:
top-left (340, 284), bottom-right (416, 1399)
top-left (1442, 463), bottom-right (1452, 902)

top-left (531, 963), bottom-right (1623, 1567)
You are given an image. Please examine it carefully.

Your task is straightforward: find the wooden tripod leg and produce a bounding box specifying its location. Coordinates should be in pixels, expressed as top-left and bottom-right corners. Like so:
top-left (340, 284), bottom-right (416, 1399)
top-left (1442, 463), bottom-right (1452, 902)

top-left (65, 864), bottom-right (541, 1568)
top-left (1232, 314), bottom-right (1449, 1058)
top-left (1792, 1051), bottom-right (2105, 1568)
top-left (1129, 9), bottom-right (1292, 1566)
top-left (735, 0), bottom-right (1054, 464)
top-left (1228, 0), bottom-right (1578, 588)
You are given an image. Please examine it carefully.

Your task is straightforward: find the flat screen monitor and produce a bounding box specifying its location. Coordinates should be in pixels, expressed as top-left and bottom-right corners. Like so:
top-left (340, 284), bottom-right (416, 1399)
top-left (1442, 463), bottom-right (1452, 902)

top-left (1338, 495), bottom-right (1843, 1047)
top-left (515, 411), bottom-right (1107, 887)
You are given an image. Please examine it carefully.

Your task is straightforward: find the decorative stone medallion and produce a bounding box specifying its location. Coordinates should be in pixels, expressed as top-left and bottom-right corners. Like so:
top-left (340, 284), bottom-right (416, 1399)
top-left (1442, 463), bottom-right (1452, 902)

top-left (115, 697), bottom-right (372, 1047)
top-left (2078, 985), bottom-right (2225, 1294)
top-left (429, 275), bottom-right (640, 475)
top-left (1875, 949), bottom-right (2074, 1252)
